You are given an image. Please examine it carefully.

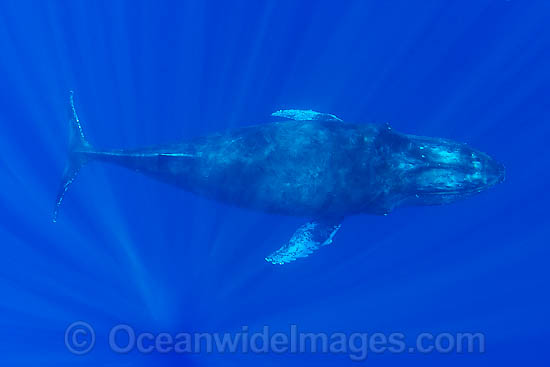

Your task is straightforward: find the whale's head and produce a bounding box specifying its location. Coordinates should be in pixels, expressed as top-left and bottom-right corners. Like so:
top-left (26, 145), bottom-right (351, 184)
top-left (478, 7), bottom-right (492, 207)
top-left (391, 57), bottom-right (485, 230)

top-left (381, 129), bottom-right (505, 206)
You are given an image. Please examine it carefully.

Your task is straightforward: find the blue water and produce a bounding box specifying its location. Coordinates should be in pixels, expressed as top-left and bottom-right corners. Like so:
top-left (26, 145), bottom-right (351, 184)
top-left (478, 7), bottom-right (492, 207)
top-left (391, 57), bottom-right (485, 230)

top-left (1, 0), bottom-right (549, 366)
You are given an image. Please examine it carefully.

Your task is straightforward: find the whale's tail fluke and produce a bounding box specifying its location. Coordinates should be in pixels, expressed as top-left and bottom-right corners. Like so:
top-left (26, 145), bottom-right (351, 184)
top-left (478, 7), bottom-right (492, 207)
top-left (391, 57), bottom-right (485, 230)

top-left (53, 91), bottom-right (93, 223)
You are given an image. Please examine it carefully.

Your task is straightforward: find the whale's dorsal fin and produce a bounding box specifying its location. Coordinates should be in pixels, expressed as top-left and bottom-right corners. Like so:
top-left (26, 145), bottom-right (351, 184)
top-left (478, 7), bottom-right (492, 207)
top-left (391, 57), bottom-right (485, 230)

top-left (272, 109), bottom-right (343, 122)
top-left (265, 220), bottom-right (341, 265)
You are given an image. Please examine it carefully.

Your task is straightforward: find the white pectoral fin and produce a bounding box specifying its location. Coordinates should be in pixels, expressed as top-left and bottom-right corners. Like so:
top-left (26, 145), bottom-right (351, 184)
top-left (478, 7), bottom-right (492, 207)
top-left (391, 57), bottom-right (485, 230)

top-left (265, 220), bottom-right (342, 265)
top-left (272, 109), bottom-right (343, 122)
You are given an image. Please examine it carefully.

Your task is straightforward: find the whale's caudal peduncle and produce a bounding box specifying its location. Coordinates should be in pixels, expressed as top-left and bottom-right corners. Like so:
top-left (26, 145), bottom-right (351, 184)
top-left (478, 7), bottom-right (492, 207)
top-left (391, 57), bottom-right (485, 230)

top-left (54, 93), bottom-right (505, 264)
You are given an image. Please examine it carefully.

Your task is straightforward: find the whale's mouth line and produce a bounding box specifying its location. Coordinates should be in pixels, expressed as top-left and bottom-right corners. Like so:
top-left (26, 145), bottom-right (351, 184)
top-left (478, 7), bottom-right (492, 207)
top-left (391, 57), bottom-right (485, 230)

top-left (409, 162), bottom-right (505, 197)
top-left (418, 189), bottom-right (482, 196)
top-left (416, 182), bottom-right (499, 196)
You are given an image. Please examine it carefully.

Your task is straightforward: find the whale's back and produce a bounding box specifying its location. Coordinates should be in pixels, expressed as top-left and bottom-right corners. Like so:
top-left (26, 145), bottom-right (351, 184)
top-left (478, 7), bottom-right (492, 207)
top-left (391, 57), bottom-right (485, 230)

top-left (151, 120), bottom-right (382, 218)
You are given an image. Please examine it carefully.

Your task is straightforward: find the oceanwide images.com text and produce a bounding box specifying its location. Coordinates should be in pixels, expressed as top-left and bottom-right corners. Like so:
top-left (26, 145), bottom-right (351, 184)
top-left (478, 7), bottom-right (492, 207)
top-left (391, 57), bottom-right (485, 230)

top-left (65, 322), bottom-right (485, 361)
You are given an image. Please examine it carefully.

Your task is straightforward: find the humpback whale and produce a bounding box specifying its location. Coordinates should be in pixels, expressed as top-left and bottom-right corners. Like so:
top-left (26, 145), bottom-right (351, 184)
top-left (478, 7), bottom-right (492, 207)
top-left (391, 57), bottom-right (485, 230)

top-left (54, 92), bottom-right (505, 264)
